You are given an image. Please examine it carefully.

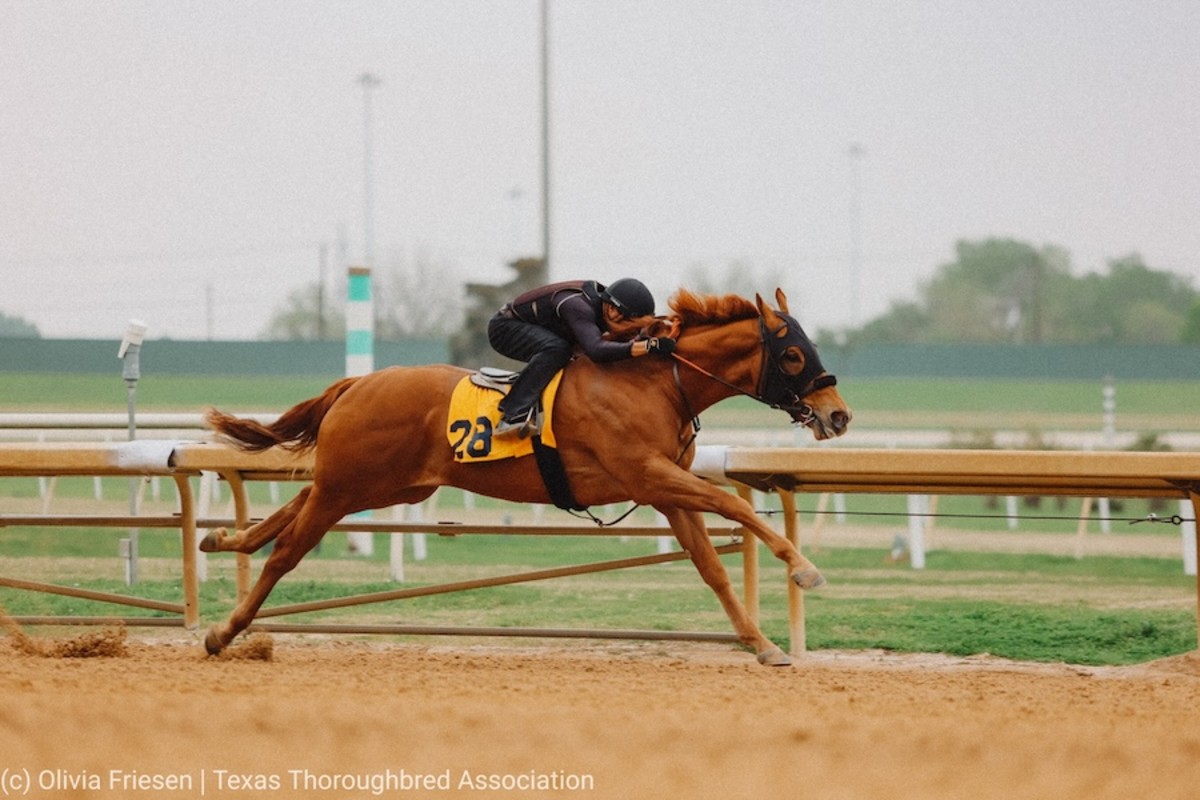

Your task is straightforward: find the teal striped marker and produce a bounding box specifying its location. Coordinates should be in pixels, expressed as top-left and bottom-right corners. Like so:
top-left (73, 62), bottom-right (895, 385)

top-left (346, 266), bottom-right (375, 555)
top-left (345, 266), bottom-right (374, 377)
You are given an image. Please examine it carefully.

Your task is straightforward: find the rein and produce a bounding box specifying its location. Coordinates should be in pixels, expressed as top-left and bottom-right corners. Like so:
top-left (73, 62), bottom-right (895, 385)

top-left (670, 352), bottom-right (748, 402)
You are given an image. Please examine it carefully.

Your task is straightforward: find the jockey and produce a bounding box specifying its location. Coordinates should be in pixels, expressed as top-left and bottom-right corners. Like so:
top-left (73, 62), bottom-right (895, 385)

top-left (488, 278), bottom-right (677, 439)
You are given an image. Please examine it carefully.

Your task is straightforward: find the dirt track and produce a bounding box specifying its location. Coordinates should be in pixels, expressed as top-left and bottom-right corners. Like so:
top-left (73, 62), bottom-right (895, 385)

top-left (3, 632), bottom-right (1200, 800)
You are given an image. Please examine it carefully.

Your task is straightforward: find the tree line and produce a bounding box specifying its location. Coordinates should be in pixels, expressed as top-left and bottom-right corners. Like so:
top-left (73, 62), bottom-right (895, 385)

top-left (841, 238), bottom-right (1200, 346)
top-left (260, 237), bottom-right (1198, 346)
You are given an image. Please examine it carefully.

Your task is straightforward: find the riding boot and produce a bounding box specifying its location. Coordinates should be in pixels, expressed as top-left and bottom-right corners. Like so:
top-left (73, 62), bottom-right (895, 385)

top-left (495, 360), bottom-right (558, 439)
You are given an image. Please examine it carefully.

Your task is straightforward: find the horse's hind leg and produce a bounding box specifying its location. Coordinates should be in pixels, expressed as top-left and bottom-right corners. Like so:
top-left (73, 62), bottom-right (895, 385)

top-left (659, 507), bottom-right (791, 666)
top-left (204, 487), bottom-right (344, 655)
top-left (199, 487), bottom-right (312, 555)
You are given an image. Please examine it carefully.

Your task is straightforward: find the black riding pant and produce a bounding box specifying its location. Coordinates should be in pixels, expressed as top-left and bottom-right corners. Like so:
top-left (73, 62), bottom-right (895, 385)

top-left (487, 313), bottom-right (573, 422)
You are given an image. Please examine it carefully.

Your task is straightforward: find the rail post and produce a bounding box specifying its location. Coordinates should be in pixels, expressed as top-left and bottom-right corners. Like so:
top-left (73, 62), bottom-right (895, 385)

top-left (736, 486), bottom-right (760, 624)
top-left (1189, 492), bottom-right (1200, 648)
top-left (777, 491), bottom-right (806, 657)
top-left (174, 475), bottom-right (200, 629)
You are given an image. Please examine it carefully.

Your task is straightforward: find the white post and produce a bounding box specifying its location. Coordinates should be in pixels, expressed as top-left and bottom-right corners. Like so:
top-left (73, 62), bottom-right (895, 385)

top-left (1005, 496), bottom-right (1019, 530)
top-left (656, 510), bottom-right (675, 554)
top-left (1182, 498), bottom-right (1197, 577)
top-left (389, 506), bottom-right (405, 582)
top-left (345, 266), bottom-right (375, 555)
top-left (907, 494), bottom-right (927, 569)
top-left (1099, 379), bottom-right (1116, 533)
top-left (119, 319), bottom-right (147, 585)
top-left (412, 489), bottom-right (434, 562)
top-left (37, 431), bottom-right (49, 501)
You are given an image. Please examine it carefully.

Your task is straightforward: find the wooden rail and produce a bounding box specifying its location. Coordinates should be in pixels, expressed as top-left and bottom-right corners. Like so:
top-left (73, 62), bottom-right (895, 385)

top-left (692, 445), bottom-right (1200, 655)
top-left (699, 447), bottom-right (1200, 498)
top-left (0, 442), bottom-right (748, 645)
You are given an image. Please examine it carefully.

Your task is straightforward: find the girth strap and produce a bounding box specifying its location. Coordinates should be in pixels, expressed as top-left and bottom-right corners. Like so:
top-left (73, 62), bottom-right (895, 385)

top-left (531, 435), bottom-right (586, 511)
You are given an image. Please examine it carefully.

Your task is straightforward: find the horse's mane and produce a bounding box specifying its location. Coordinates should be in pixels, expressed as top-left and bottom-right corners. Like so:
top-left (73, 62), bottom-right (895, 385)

top-left (668, 289), bottom-right (759, 327)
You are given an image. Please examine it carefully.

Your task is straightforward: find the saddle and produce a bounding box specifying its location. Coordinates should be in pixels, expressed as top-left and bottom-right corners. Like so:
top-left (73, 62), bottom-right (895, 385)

top-left (470, 367), bottom-right (521, 390)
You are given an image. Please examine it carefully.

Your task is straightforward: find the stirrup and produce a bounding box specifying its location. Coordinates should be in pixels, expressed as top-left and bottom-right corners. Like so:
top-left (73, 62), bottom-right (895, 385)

top-left (494, 408), bottom-right (542, 440)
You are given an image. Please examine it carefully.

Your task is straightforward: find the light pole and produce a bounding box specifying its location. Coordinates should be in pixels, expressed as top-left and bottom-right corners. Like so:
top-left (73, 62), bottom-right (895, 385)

top-left (358, 72), bottom-right (381, 277)
top-left (847, 142), bottom-right (866, 329)
top-left (540, 0), bottom-right (551, 272)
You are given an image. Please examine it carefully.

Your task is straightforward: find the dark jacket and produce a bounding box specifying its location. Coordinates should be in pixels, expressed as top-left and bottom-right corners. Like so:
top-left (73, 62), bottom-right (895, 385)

top-left (503, 280), bottom-right (634, 362)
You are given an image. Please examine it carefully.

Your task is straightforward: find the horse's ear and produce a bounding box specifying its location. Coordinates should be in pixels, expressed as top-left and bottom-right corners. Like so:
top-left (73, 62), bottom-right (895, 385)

top-left (756, 293), bottom-right (784, 329)
top-left (774, 288), bottom-right (789, 314)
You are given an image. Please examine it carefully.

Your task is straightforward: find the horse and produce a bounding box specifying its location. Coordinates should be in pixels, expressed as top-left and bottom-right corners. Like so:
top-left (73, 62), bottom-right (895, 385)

top-left (200, 288), bottom-right (851, 665)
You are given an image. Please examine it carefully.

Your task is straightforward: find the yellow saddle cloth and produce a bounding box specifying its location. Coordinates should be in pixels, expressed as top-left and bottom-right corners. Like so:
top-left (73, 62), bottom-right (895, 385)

top-left (446, 370), bottom-right (563, 462)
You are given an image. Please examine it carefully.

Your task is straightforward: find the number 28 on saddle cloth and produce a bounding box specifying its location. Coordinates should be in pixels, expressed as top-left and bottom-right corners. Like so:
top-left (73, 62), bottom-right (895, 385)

top-left (445, 370), bottom-right (565, 462)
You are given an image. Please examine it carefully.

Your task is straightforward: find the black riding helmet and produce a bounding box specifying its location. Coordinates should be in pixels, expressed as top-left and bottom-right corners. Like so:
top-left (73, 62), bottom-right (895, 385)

top-left (600, 278), bottom-right (655, 318)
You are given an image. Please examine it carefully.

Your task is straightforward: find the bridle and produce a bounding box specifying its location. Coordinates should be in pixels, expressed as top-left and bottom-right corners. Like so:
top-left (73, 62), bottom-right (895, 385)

top-left (669, 316), bottom-right (837, 428)
top-left (755, 317), bottom-right (838, 422)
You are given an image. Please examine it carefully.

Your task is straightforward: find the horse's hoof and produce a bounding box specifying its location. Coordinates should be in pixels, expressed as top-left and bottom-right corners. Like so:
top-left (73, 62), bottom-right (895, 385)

top-left (198, 529), bottom-right (226, 553)
top-left (791, 568), bottom-right (827, 590)
top-left (756, 646), bottom-right (792, 667)
top-left (204, 626), bottom-right (228, 656)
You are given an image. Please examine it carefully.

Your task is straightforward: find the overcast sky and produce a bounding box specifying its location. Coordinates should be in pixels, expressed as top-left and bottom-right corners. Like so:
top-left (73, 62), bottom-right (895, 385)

top-left (2, 1), bottom-right (1197, 341)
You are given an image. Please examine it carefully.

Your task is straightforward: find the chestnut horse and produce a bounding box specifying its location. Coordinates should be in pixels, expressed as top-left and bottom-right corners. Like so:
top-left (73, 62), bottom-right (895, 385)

top-left (201, 288), bottom-right (851, 665)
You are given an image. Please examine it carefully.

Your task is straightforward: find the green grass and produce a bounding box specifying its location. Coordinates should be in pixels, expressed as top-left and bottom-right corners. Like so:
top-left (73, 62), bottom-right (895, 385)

top-left (801, 598), bottom-right (1194, 666)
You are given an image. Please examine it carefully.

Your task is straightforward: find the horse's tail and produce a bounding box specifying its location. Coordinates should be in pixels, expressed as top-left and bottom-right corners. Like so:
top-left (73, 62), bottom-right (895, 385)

top-left (205, 376), bottom-right (361, 453)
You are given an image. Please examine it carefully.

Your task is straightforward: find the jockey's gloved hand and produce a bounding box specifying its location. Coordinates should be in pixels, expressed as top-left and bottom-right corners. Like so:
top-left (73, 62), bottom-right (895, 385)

top-left (645, 336), bottom-right (677, 355)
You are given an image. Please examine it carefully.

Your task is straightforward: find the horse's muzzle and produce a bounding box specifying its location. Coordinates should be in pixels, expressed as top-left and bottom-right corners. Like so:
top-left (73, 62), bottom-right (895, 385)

top-left (796, 406), bottom-right (852, 440)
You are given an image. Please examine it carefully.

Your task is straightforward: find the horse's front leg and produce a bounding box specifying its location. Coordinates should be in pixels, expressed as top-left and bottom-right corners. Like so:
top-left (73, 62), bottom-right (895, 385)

top-left (635, 460), bottom-right (825, 590)
top-left (658, 506), bottom-right (792, 666)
